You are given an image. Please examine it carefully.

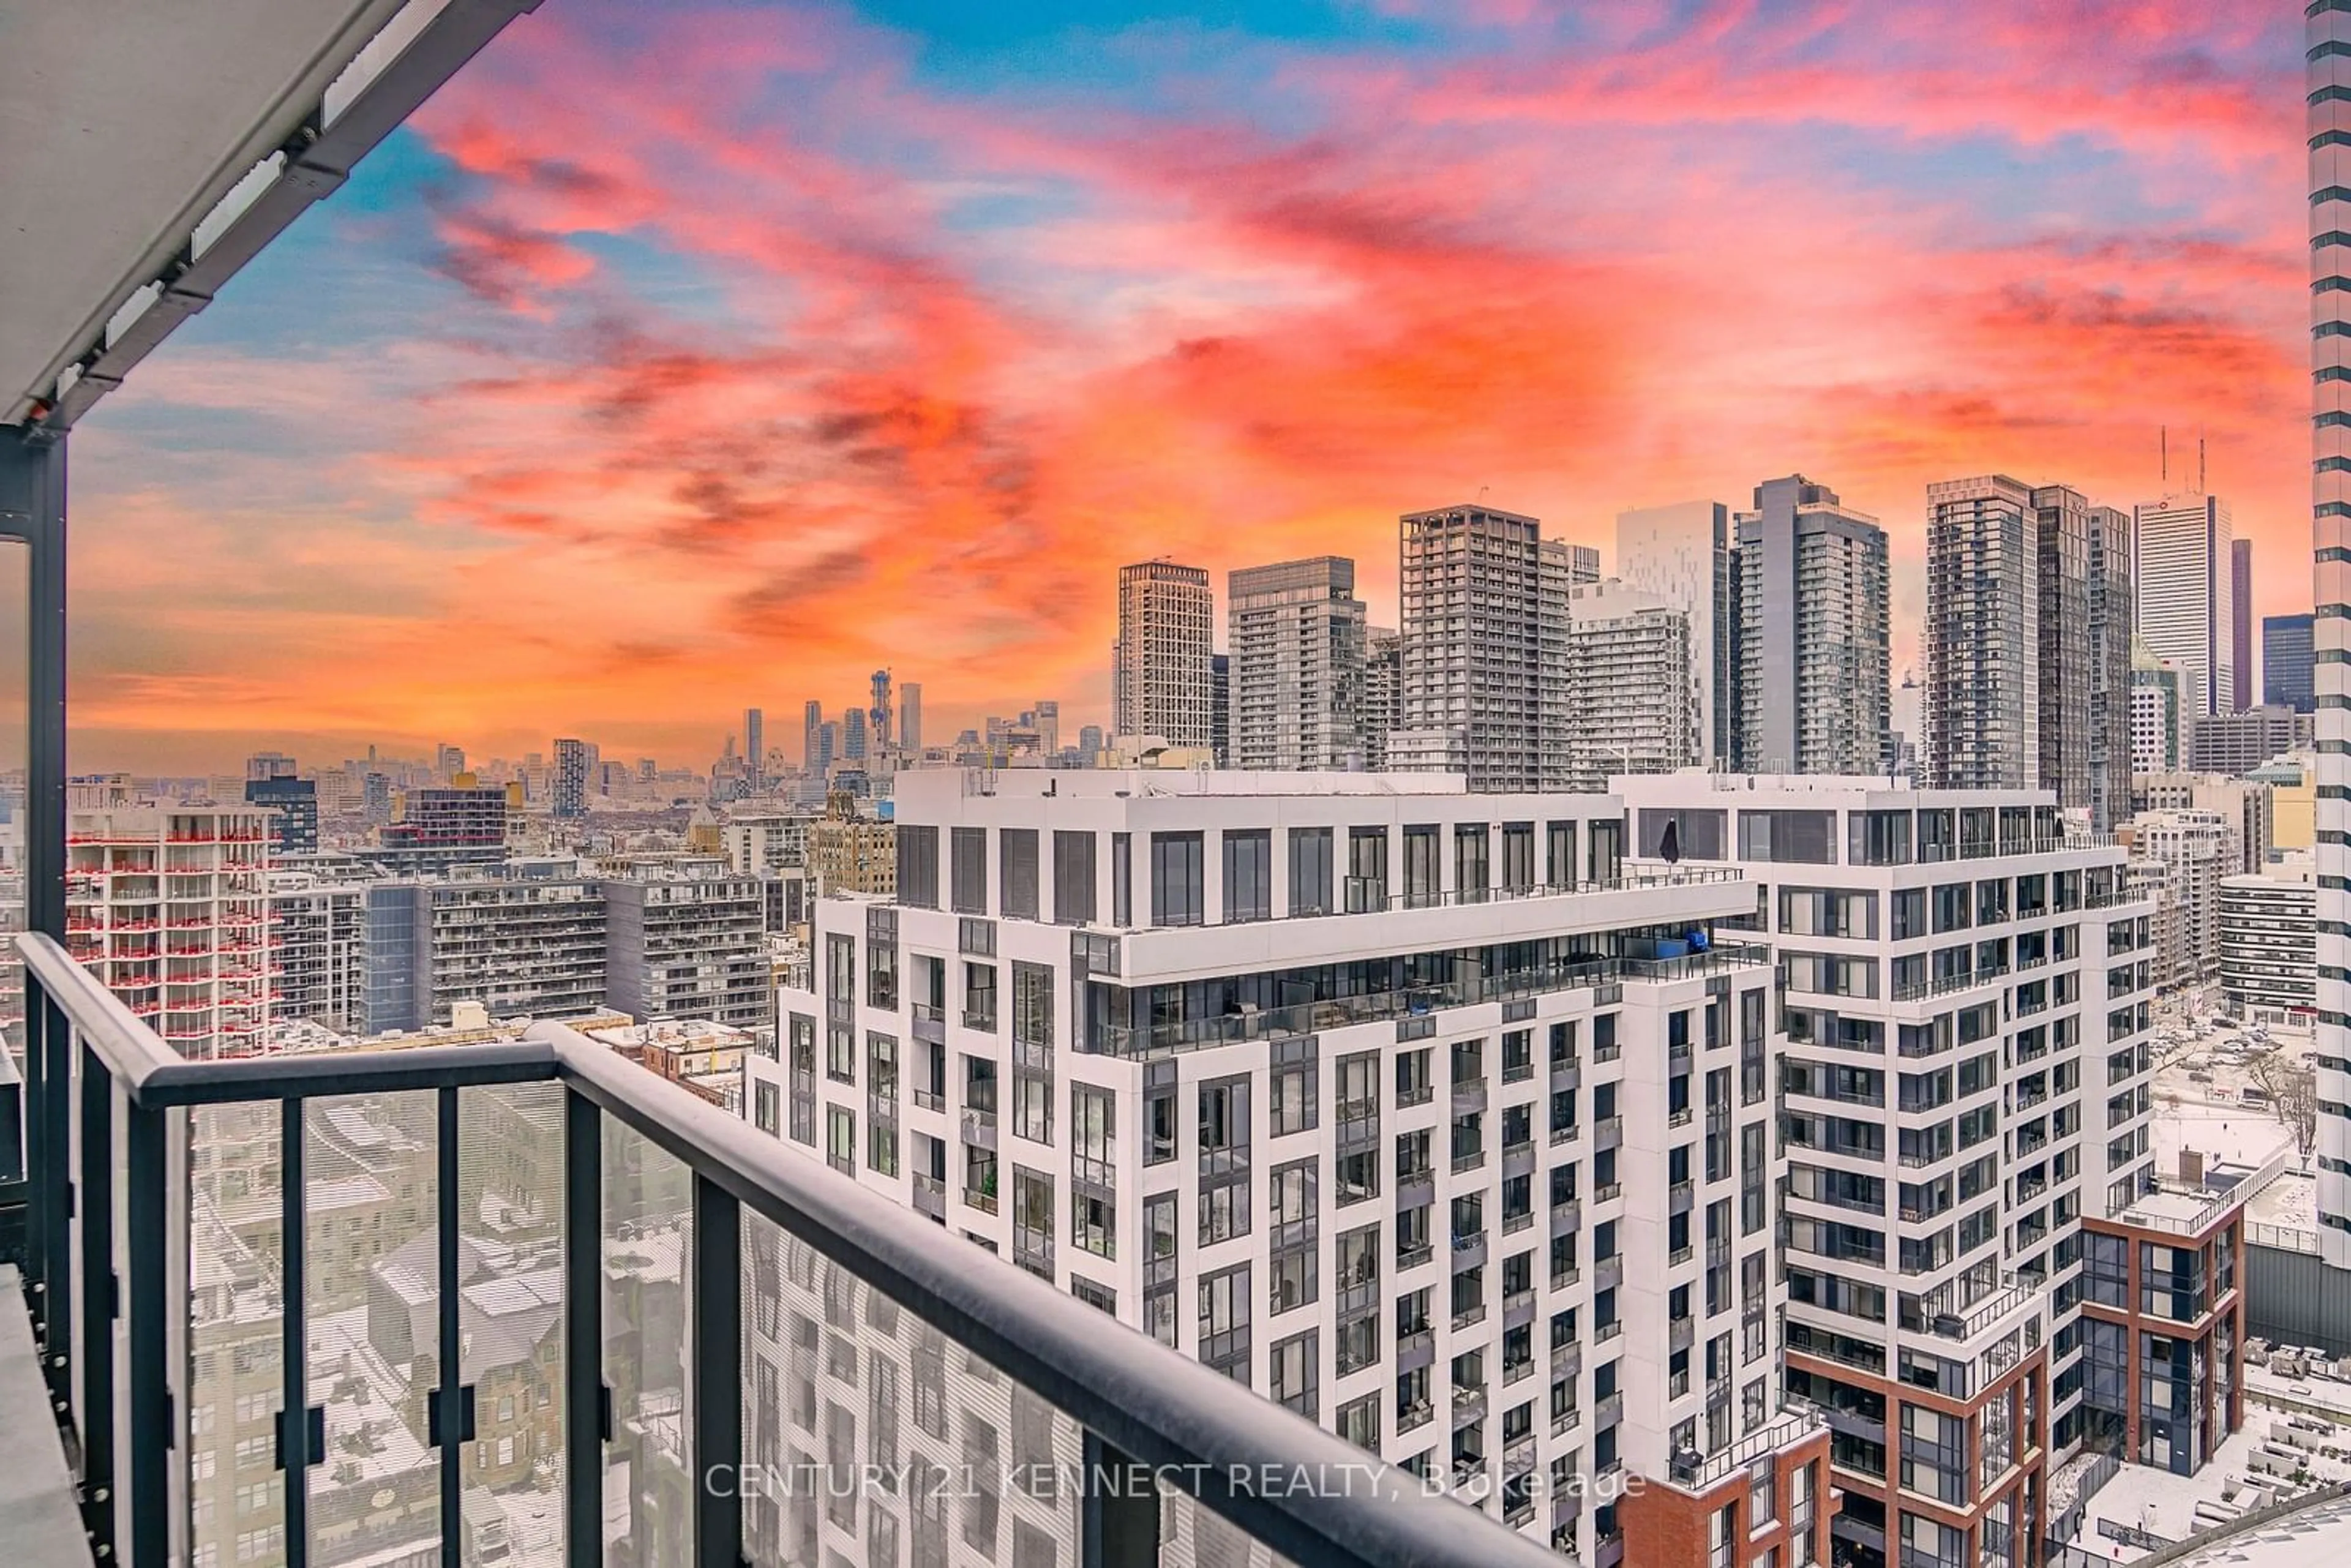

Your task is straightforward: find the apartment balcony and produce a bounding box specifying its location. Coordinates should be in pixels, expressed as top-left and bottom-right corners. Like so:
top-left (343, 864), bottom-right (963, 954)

top-left (912, 1172), bottom-right (947, 1219)
top-left (1109, 871), bottom-right (1755, 986)
top-left (0, 929), bottom-right (1569, 1568)
top-left (1660, 1403), bottom-right (1831, 1497)
top-left (1095, 942), bottom-right (1772, 1057)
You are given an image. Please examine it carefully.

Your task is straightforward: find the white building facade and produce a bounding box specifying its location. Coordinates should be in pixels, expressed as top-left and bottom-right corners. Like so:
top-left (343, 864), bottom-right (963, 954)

top-left (1618, 774), bottom-right (2158, 1564)
top-left (2133, 493), bottom-right (2235, 721)
top-left (1394, 505), bottom-right (1572, 793)
top-left (752, 768), bottom-right (1829, 1561)
top-left (1615, 501), bottom-right (1731, 767)
top-left (66, 786), bottom-right (273, 1059)
top-left (1561, 581), bottom-right (1697, 792)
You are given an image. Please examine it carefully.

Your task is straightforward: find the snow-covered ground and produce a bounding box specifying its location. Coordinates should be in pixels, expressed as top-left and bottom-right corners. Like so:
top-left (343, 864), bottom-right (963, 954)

top-left (2063, 1371), bottom-right (2351, 1562)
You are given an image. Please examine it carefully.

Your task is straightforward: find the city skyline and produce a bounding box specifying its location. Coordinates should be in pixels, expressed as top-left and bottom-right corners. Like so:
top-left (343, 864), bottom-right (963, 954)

top-left (48, 1), bottom-right (2316, 772)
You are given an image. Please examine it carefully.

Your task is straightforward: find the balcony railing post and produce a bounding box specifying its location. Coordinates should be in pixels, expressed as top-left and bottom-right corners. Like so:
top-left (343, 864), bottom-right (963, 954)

top-left (564, 1090), bottom-right (603, 1568)
top-left (437, 1087), bottom-right (463, 1568)
top-left (691, 1172), bottom-right (741, 1568)
top-left (1082, 1430), bottom-right (1161, 1568)
top-left (124, 1099), bottom-right (168, 1568)
top-left (34, 986), bottom-right (72, 1415)
top-left (78, 1042), bottom-right (116, 1559)
top-left (279, 1098), bottom-right (315, 1568)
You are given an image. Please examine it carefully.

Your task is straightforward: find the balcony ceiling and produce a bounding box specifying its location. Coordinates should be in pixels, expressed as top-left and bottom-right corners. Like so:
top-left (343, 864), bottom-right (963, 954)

top-left (0, 1), bottom-right (414, 427)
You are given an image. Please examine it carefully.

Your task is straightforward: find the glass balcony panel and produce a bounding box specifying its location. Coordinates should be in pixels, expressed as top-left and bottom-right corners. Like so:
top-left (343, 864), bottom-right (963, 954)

top-left (1166, 1490), bottom-right (1308, 1567)
top-left (458, 1082), bottom-right (568, 1559)
top-left (741, 1207), bottom-right (1092, 1568)
top-left (190, 1100), bottom-right (290, 1568)
top-left (604, 1117), bottom-right (693, 1566)
top-left (306, 1090), bottom-right (438, 1567)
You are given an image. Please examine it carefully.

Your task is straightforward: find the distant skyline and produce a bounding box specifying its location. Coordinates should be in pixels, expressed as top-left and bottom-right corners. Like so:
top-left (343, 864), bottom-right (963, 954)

top-left (55, 1), bottom-right (2314, 772)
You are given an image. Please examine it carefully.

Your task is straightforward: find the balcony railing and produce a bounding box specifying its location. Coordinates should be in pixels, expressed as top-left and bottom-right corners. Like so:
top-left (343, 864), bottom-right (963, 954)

top-left (1092, 943), bottom-right (1771, 1057)
top-left (7, 930), bottom-right (1561, 1568)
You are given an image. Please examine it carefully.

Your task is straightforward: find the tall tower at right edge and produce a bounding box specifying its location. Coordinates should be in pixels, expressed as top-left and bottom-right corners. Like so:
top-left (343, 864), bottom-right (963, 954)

top-left (2310, 0), bottom-right (2351, 1267)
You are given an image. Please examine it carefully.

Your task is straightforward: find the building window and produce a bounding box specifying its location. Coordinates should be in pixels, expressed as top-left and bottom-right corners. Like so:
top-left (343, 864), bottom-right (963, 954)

top-left (951, 827), bottom-right (988, 913)
top-left (1224, 828), bottom-right (1273, 923)
top-left (1011, 961), bottom-right (1054, 1051)
top-left (1403, 824), bottom-right (1441, 907)
top-left (1200, 1076), bottom-right (1252, 1244)
top-left (1112, 831), bottom-right (1132, 925)
top-left (1338, 1391), bottom-right (1381, 1451)
top-left (1709, 1501), bottom-right (1736, 1568)
top-left (1013, 1166), bottom-right (1055, 1277)
top-left (1289, 827), bottom-right (1335, 916)
top-left (1199, 1264), bottom-right (1252, 1378)
top-left (1455, 823), bottom-right (1490, 903)
top-left (1053, 831), bottom-right (1097, 925)
top-left (1738, 810), bottom-right (1837, 865)
top-left (1272, 1052), bottom-right (1318, 1137)
top-left (1348, 825), bottom-right (1389, 910)
top-left (1150, 832), bottom-right (1205, 927)
top-left (756, 1081), bottom-right (781, 1135)
top-left (1547, 820), bottom-right (1579, 888)
top-left (1638, 809), bottom-right (1726, 861)
top-left (1000, 829), bottom-right (1040, 921)
top-left (827, 1108), bottom-right (855, 1174)
top-left (898, 825), bottom-right (940, 908)
top-left (1499, 822), bottom-right (1536, 891)
top-left (1790, 1461), bottom-right (1817, 1564)
top-left (1271, 1330), bottom-right (1319, 1419)
top-left (865, 921), bottom-right (898, 1006)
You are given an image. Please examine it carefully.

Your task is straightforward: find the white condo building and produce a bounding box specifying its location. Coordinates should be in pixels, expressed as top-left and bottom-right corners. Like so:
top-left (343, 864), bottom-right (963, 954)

top-left (65, 784), bottom-right (274, 1058)
top-left (1562, 581), bottom-right (1698, 791)
top-left (1731, 477), bottom-right (1892, 777)
top-left (1614, 501), bottom-right (1733, 766)
top-left (2122, 809), bottom-right (2232, 988)
top-left (2310, 0), bottom-right (2351, 1286)
top-left (1393, 505), bottom-right (1574, 793)
top-left (1620, 774), bottom-right (2158, 1561)
top-left (752, 768), bottom-right (1835, 1563)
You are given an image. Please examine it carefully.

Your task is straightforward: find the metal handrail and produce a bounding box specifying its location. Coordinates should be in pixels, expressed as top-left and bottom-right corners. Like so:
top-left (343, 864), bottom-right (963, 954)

top-left (13, 931), bottom-right (1561, 1568)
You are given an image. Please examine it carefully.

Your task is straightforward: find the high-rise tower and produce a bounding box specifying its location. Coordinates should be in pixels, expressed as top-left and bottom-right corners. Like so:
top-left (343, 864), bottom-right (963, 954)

top-left (1616, 501), bottom-right (1732, 765)
top-left (2312, 0), bottom-right (2351, 1269)
top-left (1922, 478), bottom-right (2134, 828)
top-left (1226, 556), bottom-right (1367, 771)
top-left (1392, 505), bottom-right (1570, 791)
top-left (2232, 537), bottom-right (2255, 711)
top-left (2134, 491), bottom-right (2235, 718)
top-left (1729, 476), bottom-right (1889, 775)
top-left (1112, 560), bottom-right (1214, 748)
top-left (869, 669), bottom-right (893, 752)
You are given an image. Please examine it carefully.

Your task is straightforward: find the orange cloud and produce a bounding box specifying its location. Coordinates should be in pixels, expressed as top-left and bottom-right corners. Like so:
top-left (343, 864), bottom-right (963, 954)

top-left (56, 0), bottom-right (2319, 769)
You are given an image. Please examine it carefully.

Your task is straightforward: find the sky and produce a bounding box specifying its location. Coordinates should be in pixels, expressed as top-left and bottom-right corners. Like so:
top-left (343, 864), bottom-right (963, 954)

top-left (54, 0), bottom-right (2316, 773)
